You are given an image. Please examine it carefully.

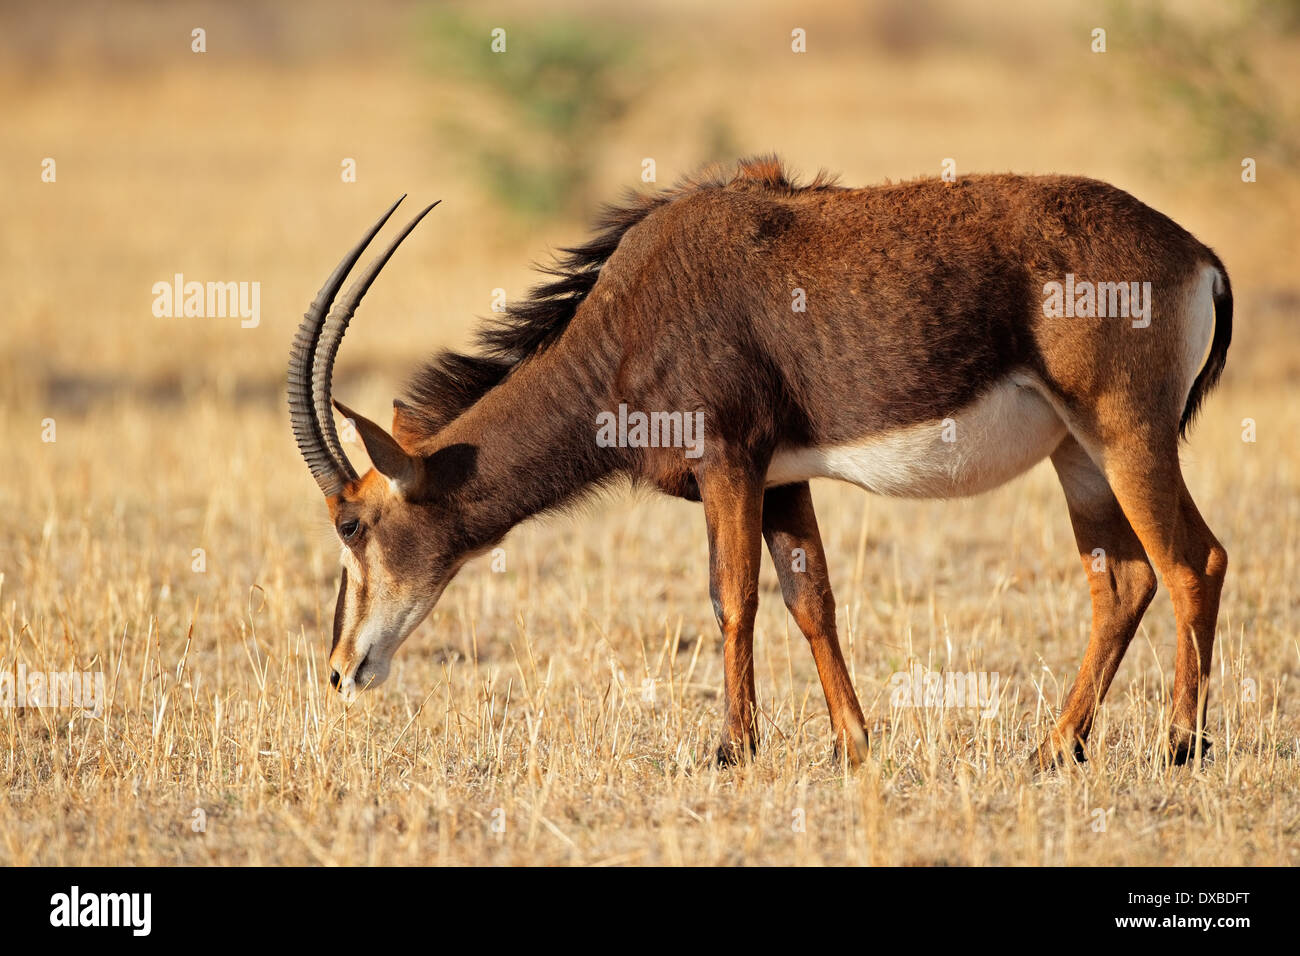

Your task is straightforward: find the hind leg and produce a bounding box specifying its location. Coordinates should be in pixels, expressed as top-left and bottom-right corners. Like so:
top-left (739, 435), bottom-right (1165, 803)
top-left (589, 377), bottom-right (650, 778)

top-left (1164, 484), bottom-right (1228, 761)
top-left (762, 482), bottom-right (869, 763)
top-left (1095, 436), bottom-right (1227, 764)
top-left (1032, 438), bottom-right (1158, 771)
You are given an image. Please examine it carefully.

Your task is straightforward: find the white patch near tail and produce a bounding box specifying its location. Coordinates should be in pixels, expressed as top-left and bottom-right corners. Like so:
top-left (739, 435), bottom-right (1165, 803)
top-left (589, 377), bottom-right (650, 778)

top-left (1182, 264), bottom-right (1221, 409)
top-left (766, 374), bottom-right (1067, 498)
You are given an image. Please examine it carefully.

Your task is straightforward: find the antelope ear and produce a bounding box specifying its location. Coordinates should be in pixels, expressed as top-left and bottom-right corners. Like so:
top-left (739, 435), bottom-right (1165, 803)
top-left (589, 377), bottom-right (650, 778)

top-left (391, 398), bottom-right (423, 453)
top-left (333, 399), bottom-right (422, 496)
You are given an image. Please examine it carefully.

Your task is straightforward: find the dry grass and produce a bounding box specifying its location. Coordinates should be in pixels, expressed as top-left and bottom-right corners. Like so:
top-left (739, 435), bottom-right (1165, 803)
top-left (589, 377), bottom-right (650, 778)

top-left (1, 0), bottom-right (1298, 865)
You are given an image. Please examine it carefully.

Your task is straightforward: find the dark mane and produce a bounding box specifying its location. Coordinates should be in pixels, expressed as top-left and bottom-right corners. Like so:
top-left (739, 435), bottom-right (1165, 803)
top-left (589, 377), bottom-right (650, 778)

top-left (402, 155), bottom-right (840, 437)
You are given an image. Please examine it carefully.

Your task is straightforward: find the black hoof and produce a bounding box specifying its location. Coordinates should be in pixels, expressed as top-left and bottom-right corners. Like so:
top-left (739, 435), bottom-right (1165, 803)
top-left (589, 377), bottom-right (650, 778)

top-left (831, 729), bottom-right (870, 767)
top-left (1169, 732), bottom-right (1213, 766)
top-left (714, 738), bottom-right (757, 767)
top-left (1028, 738), bottom-right (1087, 775)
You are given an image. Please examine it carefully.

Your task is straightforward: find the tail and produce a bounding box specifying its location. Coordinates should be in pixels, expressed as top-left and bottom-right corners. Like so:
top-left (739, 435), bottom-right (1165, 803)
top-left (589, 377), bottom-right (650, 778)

top-left (1179, 254), bottom-right (1233, 440)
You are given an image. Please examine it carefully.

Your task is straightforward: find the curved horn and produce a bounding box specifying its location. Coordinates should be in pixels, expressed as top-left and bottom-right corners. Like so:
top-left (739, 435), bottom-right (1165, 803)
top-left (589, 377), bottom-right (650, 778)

top-left (311, 200), bottom-right (441, 489)
top-left (287, 196), bottom-right (407, 496)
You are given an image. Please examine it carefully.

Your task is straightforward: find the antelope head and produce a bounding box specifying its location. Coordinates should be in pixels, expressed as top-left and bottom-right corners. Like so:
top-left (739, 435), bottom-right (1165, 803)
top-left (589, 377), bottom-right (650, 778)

top-left (288, 197), bottom-right (458, 700)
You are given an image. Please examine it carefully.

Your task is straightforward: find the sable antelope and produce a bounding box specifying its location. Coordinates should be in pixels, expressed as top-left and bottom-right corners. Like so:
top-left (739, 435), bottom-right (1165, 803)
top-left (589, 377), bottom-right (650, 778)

top-left (288, 158), bottom-right (1231, 769)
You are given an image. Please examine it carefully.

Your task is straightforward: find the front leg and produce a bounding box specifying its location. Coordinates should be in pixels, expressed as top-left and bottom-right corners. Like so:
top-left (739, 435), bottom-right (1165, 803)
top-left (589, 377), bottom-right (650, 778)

top-left (697, 457), bottom-right (765, 765)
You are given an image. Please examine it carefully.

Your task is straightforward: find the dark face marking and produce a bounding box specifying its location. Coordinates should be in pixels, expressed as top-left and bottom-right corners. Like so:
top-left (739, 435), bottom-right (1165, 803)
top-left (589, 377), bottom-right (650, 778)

top-left (331, 566), bottom-right (348, 654)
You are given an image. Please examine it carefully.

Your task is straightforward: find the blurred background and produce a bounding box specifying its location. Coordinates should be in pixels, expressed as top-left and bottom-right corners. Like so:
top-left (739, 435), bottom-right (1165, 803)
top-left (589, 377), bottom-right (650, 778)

top-left (3, 0), bottom-right (1297, 416)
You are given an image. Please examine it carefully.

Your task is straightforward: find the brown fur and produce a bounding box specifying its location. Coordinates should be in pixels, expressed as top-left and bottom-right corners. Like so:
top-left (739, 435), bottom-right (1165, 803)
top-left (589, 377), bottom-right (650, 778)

top-left (300, 157), bottom-right (1232, 768)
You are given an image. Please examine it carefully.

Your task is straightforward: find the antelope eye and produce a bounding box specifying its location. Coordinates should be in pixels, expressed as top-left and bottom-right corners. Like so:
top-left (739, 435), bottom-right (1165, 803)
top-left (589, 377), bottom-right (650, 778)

top-left (339, 519), bottom-right (360, 540)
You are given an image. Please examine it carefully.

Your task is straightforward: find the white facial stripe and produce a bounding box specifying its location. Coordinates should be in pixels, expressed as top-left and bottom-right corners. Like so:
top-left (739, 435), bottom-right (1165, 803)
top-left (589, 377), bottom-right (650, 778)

top-left (345, 579), bottom-right (448, 689)
top-left (332, 523), bottom-right (451, 692)
top-left (339, 543), bottom-right (361, 574)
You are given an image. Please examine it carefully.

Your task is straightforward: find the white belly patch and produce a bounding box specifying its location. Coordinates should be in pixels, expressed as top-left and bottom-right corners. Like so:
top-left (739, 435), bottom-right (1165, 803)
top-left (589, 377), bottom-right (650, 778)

top-left (766, 375), bottom-right (1067, 498)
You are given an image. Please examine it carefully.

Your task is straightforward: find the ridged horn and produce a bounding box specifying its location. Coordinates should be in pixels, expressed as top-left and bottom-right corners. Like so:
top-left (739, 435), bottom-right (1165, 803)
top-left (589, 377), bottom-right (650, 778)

top-left (310, 201), bottom-right (440, 490)
top-left (287, 196), bottom-right (436, 496)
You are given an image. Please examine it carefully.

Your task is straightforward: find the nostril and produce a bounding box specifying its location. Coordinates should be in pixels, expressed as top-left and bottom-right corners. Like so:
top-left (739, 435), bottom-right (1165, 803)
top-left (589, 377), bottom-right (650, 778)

top-left (330, 670), bottom-right (340, 689)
